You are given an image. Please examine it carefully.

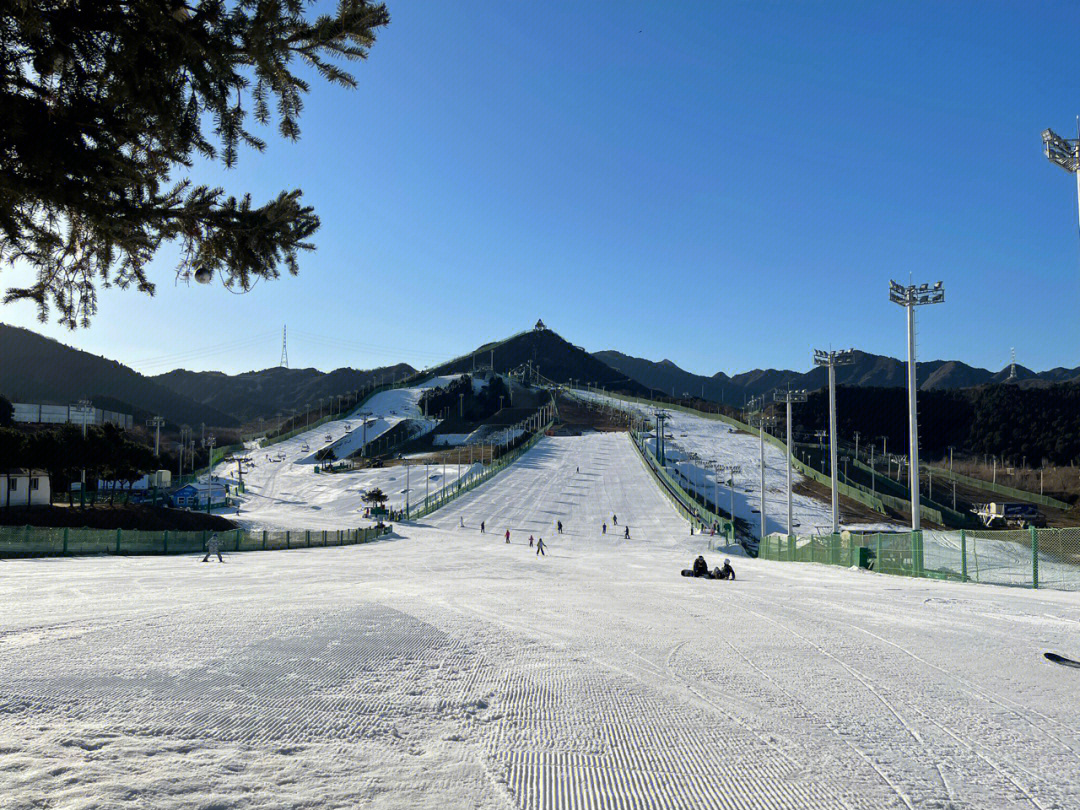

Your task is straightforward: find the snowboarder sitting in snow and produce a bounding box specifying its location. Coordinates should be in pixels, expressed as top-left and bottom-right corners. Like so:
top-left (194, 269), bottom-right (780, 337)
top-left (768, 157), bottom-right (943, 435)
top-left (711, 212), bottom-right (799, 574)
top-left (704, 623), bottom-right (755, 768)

top-left (692, 555), bottom-right (708, 577)
top-left (712, 559), bottom-right (736, 580)
top-left (202, 533), bottom-right (223, 563)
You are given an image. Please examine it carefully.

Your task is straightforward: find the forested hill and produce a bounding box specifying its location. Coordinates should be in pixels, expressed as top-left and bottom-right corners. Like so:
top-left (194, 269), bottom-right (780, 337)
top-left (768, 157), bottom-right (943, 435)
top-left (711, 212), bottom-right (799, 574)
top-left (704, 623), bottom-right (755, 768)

top-left (596, 349), bottom-right (1080, 404)
top-left (790, 384), bottom-right (1080, 466)
top-left (0, 323), bottom-right (237, 427)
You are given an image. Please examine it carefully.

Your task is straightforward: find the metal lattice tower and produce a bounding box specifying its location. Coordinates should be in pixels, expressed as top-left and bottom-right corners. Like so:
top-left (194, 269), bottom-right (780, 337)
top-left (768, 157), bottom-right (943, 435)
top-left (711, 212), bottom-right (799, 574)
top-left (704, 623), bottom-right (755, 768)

top-left (1008, 348), bottom-right (1017, 381)
top-left (280, 325), bottom-right (289, 368)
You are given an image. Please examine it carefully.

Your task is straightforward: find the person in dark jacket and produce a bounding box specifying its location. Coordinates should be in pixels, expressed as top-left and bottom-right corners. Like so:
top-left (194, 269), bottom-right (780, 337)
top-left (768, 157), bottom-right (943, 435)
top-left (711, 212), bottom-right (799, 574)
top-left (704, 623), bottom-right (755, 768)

top-left (713, 559), bottom-right (736, 580)
top-left (536, 537), bottom-right (546, 556)
top-left (623, 525), bottom-right (630, 539)
top-left (692, 555), bottom-right (708, 577)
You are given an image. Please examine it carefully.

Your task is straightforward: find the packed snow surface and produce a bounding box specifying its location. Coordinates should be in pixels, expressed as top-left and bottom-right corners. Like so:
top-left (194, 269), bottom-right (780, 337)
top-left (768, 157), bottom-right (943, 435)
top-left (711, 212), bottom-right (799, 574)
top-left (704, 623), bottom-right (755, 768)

top-left (573, 390), bottom-right (898, 534)
top-left (4, 433), bottom-right (1080, 809)
top-left (213, 376), bottom-right (473, 530)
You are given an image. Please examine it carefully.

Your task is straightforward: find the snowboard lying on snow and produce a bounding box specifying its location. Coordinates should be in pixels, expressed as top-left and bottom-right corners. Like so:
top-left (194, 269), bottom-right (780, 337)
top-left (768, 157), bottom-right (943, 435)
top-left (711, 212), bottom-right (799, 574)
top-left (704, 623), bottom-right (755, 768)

top-left (681, 569), bottom-right (732, 580)
top-left (1045, 652), bottom-right (1080, 669)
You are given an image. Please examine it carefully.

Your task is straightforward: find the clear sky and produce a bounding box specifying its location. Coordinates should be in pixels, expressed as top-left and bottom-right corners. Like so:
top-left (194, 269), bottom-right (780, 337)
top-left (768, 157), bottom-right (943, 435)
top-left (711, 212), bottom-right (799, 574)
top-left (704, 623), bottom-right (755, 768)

top-left (5, 1), bottom-right (1080, 377)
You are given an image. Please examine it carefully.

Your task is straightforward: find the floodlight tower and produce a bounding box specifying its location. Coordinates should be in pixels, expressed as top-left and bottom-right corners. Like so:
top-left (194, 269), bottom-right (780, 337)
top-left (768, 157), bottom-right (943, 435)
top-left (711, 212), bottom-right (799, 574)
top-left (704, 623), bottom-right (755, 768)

top-left (889, 280), bottom-right (944, 531)
top-left (1042, 127), bottom-right (1080, 231)
top-left (813, 349), bottom-right (855, 534)
top-left (774, 388), bottom-right (808, 538)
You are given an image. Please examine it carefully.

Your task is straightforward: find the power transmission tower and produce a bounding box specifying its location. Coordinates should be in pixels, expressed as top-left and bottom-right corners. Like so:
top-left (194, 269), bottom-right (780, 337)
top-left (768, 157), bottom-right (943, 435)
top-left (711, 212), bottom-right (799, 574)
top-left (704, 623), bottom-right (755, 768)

top-left (1008, 348), bottom-right (1017, 381)
top-left (280, 325), bottom-right (289, 368)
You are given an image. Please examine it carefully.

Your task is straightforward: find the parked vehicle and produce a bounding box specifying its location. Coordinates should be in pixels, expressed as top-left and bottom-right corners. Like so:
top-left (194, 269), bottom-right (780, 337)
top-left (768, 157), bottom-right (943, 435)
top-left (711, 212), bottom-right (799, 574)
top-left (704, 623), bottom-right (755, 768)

top-left (975, 502), bottom-right (1046, 529)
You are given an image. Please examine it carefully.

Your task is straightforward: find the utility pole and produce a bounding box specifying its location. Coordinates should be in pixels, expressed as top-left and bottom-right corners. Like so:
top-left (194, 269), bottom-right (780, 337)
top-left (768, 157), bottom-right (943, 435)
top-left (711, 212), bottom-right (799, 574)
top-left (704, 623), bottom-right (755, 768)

top-left (146, 416), bottom-right (165, 457)
top-left (76, 399), bottom-right (93, 502)
top-left (775, 389), bottom-right (808, 538)
top-left (813, 349), bottom-right (855, 534)
top-left (889, 279), bottom-right (945, 532)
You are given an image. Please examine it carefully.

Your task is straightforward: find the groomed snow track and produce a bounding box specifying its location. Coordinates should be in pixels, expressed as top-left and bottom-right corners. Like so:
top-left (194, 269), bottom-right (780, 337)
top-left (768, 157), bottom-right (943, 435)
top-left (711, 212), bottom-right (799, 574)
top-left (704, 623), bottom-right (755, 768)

top-left (3, 433), bottom-right (1080, 809)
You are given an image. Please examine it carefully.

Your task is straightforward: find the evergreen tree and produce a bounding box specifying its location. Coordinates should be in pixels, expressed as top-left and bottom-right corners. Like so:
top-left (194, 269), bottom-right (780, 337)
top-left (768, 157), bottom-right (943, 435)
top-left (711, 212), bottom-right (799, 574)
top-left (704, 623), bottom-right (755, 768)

top-left (1, 0), bottom-right (390, 327)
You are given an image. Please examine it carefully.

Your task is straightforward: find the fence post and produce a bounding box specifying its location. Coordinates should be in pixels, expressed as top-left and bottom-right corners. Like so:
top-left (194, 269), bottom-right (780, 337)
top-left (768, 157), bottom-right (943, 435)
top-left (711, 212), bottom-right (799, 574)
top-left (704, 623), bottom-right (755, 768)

top-left (305, 529), bottom-right (310, 548)
top-left (262, 529), bottom-right (267, 550)
top-left (286, 530), bottom-right (290, 549)
top-left (1031, 526), bottom-right (1039, 590)
top-left (322, 529), bottom-right (327, 546)
top-left (960, 530), bottom-right (967, 581)
top-left (116, 528), bottom-right (122, 555)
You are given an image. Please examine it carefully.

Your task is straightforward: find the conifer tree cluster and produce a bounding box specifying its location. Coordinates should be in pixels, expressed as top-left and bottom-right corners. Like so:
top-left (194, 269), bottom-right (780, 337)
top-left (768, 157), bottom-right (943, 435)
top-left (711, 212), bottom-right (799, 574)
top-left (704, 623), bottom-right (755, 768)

top-left (1, 0), bottom-right (390, 327)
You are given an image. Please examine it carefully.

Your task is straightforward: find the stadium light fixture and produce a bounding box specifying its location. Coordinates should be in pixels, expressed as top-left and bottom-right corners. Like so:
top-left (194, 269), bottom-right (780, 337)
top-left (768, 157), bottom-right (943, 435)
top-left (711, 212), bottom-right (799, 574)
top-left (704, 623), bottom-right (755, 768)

top-left (812, 350), bottom-right (854, 534)
top-left (1042, 126), bottom-right (1080, 233)
top-left (889, 280), bottom-right (945, 537)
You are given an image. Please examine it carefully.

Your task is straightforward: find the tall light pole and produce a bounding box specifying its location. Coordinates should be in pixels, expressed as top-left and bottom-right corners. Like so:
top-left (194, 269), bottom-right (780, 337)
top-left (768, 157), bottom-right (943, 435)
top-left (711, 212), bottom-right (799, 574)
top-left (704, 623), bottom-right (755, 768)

top-left (813, 349), bottom-right (855, 534)
top-left (889, 280), bottom-right (944, 531)
top-left (76, 399), bottom-right (93, 498)
top-left (775, 389), bottom-right (808, 538)
top-left (1042, 126), bottom-right (1080, 231)
top-left (146, 415), bottom-right (164, 457)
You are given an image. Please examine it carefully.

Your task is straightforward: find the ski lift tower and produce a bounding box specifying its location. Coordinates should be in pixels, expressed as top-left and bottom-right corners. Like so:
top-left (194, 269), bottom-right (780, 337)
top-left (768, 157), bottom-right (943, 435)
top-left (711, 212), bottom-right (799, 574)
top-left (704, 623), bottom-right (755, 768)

top-left (1042, 126), bottom-right (1080, 232)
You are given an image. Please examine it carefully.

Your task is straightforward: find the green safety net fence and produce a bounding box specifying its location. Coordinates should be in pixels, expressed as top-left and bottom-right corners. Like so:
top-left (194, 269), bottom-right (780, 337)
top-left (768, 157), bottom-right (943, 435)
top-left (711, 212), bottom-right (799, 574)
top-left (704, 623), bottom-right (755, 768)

top-left (0, 525), bottom-right (391, 558)
top-left (757, 527), bottom-right (1080, 591)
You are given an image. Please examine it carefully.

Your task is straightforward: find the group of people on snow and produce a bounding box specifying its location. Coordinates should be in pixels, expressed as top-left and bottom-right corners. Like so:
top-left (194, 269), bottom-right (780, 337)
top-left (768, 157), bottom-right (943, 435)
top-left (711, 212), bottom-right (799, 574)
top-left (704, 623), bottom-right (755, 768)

top-left (689, 555), bottom-right (735, 580)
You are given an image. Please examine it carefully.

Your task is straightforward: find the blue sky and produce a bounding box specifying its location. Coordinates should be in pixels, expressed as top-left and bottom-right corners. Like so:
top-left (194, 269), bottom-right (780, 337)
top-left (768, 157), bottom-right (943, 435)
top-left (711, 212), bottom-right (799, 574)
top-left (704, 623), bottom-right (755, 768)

top-left (5, 1), bottom-right (1080, 377)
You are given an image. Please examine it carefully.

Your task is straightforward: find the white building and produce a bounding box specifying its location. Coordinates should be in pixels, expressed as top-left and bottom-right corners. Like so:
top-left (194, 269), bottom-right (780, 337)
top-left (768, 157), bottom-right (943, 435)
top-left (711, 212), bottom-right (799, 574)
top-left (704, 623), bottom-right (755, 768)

top-left (1, 469), bottom-right (51, 507)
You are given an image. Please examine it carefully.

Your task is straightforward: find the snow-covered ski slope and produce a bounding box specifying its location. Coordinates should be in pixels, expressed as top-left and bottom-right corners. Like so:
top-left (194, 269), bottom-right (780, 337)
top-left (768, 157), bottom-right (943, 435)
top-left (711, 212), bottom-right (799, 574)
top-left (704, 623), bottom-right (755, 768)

top-left (426, 432), bottom-right (689, 543)
top-left (213, 376), bottom-right (470, 530)
top-left (574, 390), bottom-right (898, 535)
top-left (6, 432), bottom-right (1080, 809)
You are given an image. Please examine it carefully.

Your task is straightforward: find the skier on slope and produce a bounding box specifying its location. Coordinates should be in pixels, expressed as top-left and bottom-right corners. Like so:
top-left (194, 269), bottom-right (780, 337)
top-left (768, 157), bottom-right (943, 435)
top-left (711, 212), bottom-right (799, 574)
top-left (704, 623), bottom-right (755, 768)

top-left (529, 535), bottom-right (535, 547)
top-left (536, 537), bottom-right (546, 556)
top-left (480, 521), bottom-right (485, 534)
top-left (460, 516), bottom-right (465, 528)
top-left (602, 522), bottom-right (607, 535)
top-left (623, 525), bottom-right (630, 539)
top-left (202, 533), bottom-right (223, 563)
top-left (556, 520), bottom-right (563, 534)
top-left (505, 529), bottom-right (511, 544)
top-left (612, 514), bottom-right (618, 525)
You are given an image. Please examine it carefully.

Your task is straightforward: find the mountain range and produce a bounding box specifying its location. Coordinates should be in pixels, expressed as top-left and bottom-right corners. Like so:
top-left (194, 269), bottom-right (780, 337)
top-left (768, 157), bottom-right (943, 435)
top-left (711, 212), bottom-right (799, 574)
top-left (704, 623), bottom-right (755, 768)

top-left (3, 321), bottom-right (1078, 429)
top-left (595, 349), bottom-right (1080, 404)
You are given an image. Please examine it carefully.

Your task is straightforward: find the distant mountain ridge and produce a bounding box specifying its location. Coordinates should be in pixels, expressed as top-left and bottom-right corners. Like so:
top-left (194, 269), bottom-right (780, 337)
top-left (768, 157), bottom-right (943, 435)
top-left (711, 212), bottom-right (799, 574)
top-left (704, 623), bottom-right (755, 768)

top-left (594, 349), bottom-right (1080, 403)
top-left (153, 363), bottom-right (415, 423)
